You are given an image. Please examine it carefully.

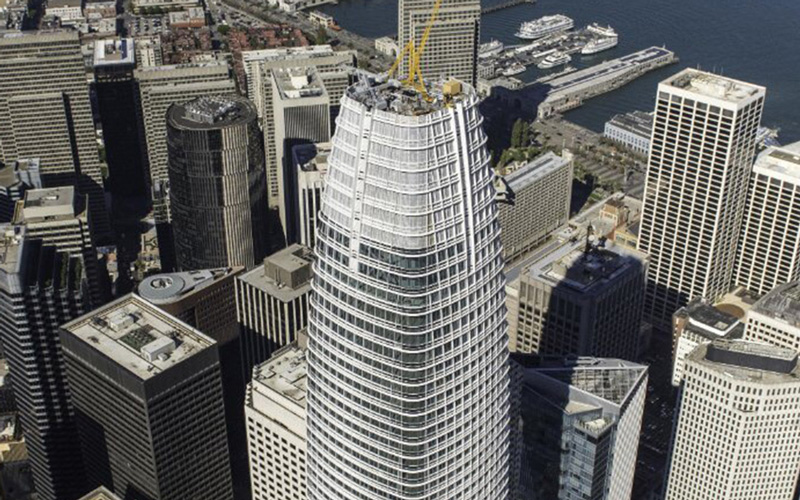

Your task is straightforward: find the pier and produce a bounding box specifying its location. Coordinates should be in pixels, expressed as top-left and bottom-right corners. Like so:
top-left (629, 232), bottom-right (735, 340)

top-left (481, 0), bottom-right (535, 15)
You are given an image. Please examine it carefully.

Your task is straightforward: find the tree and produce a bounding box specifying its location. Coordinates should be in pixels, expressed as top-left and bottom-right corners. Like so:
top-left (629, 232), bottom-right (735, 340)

top-left (511, 119), bottom-right (523, 148)
top-left (217, 24), bottom-right (230, 36)
top-left (315, 25), bottom-right (328, 45)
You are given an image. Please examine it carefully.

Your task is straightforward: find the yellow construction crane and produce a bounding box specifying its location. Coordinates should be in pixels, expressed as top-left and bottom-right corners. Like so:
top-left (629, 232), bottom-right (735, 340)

top-left (388, 0), bottom-right (442, 98)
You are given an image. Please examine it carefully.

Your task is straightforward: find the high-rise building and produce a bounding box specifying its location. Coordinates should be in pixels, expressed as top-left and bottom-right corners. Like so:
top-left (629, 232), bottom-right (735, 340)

top-left (664, 340), bottom-right (800, 500)
top-left (291, 143), bottom-right (329, 249)
top-left (167, 95), bottom-right (267, 271)
top-left (397, 0), bottom-right (480, 85)
top-left (0, 31), bottom-right (110, 235)
top-left (637, 69), bottom-right (765, 328)
top-left (734, 141), bottom-right (800, 296)
top-left (495, 151), bottom-right (573, 263)
top-left (246, 339), bottom-right (307, 500)
top-left (513, 356), bottom-right (648, 500)
top-left (0, 159), bottom-right (41, 222)
top-left (236, 244), bottom-right (312, 379)
top-left (12, 186), bottom-right (110, 306)
top-left (508, 240), bottom-right (647, 360)
top-left (78, 487), bottom-right (123, 500)
top-left (0, 229), bottom-right (90, 500)
top-left (60, 294), bottom-right (234, 500)
top-left (94, 38), bottom-right (148, 199)
top-left (743, 281), bottom-right (800, 353)
top-left (306, 78), bottom-right (511, 499)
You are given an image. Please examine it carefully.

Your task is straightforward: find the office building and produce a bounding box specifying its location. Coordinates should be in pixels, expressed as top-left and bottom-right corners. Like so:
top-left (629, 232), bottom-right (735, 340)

top-left (637, 69), bottom-right (765, 328)
top-left (734, 141), bottom-right (800, 296)
top-left (0, 230), bottom-right (89, 500)
top-left (664, 340), bottom-right (800, 500)
top-left (603, 111), bottom-right (654, 155)
top-left (246, 340), bottom-right (307, 500)
top-left (60, 294), bottom-right (234, 500)
top-left (496, 151), bottom-right (573, 262)
top-left (291, 143), bottom-right (329, 249)
top-left (508, 240), bottom-right (647, 360)
top-left (95, 38), bottom-right (148, 199)
top-left (167, 95), bottom-right (267, 271)
top-left (236, 244), bottom-right (312, 379)
top-left (397, 0), bottom-right (481, 85)
top-left (744, 281), bottom-right (800, 353)
top-left (514, 356), bottom-right (648, 500)
top-left (0, 31), bottom-right (110, 235)
top-left (671, 298), bottom-right (743, 386)
top-left (0, 159), bottom-right (41, 222)
top-left (306, 78), bottom-right (511, 499)
top-left (78, 487), bottom-right (123, 500)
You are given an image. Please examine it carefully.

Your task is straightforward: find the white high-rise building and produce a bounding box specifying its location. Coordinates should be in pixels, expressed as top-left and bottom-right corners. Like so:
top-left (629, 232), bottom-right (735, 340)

top-left (734, 141), bottom-right (800, 296)
top-left (744, 281), bottom-right (800, 353)
top-left (664, 340), bottom-right (800, 500)
top-left (306, 78), bottom-right (511, 499)
top-left (637, 69), bottom-right (765, 328)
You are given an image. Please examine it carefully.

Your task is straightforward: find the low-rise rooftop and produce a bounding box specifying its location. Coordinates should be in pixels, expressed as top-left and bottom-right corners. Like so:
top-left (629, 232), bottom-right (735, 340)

top-left (93, 38), bottom-right (134, 67)
top-left (606, 110), bottom-right (653, 137)
top-left (62, 294), bottom-right (216, 381)
top-left (500, 151), bottom-right (572, 193)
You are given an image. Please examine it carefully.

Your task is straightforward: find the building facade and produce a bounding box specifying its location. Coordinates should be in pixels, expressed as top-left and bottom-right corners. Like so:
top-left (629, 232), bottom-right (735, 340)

top-left (397, 0), bottom-right (480, 85)
top-left (664, 340), bottom-right (800, 500)
top-left (637, 69), bottom-right (765, 328)
top-left (306, 78), bottom-right (511, 499)
top-left (734, 141), bottom-right (800, 296)
top-left (496, 151), bottom-right (573, 263)
top-left (291, 143), bottom-right (329, 249)
top-left (744, 281), bottom-right (800, 353)
top-left (0, 31), bottom-right (109, 234)
top-left (167, 95), bottom-right (267, 271)
top-left (603, 111), bottom-right (653, 156)
top-left (0, 159), bottom-right (41, 222)
top-left (60, 294), bottom-right (234, 500)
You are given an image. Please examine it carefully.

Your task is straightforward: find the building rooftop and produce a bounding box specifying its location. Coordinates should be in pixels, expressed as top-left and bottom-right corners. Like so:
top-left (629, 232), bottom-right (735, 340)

top-left (0, 158), bottom-right (40, 190)
top-left (677, 298), bottom-right (743, 341)
top-left (663, 68), bottom-right (765, 105)
top-left (750, 281), bottom-right (800, 328)
top-left (62, 294), bottom-right (216, 381)
top-left (754, 140), bottom-right (800, 183)
top-left (273, 66), bottom-right (326, 100)
top-left (17, 186), bottom-right (78, 222)
top-left (698, 340), bottom-right (799, 378)
top-left (47, 0), bottom-right (81, 8)
top-left (239, 245), bottom-right (313, 302)
top-left (168, 95), bottom-right (256, 129)
top-left (346, 74), bottom-right (474, 116)
top-left (138, 267), bottom-right (241, 305)
top-left (77, 487), bottom-right (123, 500)
top-left (0, 226), bottom-right (25, 276)
top-left (606, 110), bottom-right (653, 137)
top-left (252, 343), bottom-right (307, 409)
top-left (93, 38), bottom-right (135, 67)
top-left (242, 44), bottom-right (339, 63)
top-left (293, 142), bottom-right (331, 174)
top-left (500, 151), bottom-right (572, 193)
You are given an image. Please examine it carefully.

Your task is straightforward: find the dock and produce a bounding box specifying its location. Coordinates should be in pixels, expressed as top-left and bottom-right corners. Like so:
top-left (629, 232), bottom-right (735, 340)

top-left (534, 46), bottom-right (677, 118)
top-left (482, 0), bottom-right (535, 15)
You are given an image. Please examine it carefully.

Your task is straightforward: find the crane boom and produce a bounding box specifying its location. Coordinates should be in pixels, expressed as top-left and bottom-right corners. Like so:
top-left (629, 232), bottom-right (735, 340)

top-left (387, 0), bottom-right (443, 98)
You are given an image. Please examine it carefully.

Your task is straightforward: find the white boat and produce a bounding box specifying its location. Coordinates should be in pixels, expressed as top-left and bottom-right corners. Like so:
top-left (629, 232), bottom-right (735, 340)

top-left (581, 36), bottom-right (618, 55)
top-left (586, 23), bottom-right (617, 38)
top-left (515, 14), bottom-right (574, 40)
top-left (537, 51), bottom-right (571, 69)
top-left (479, 39), bottom-right (504, 59)
top-left (502, 62), bottom-right (526, 76)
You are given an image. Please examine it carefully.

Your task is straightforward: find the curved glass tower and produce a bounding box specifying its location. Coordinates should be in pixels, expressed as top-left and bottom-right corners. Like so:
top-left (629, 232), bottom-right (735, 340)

top-left (306, 78), bottom-right (511, 500)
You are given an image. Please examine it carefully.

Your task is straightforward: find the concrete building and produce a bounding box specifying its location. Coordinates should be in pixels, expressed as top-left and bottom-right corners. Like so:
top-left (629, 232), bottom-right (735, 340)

top-left (397, 0), bottom-right (480, 85)
top-left (60, 294), bottom-right (234, 500)
top-left (514, 356), bottom-right (648, 500)
top-left (637, 69), bottom-right (765, 329)
top-left (603, 110), bottom-right (653, 155)
top-left (167, 95), bottom-right (267, 271)
top-left (291, 142), bottom-right (329, 249)
top-left (743, 281), bottom-right (800, 353)
top-left (309, 10), bottom-right (335, 27)
top-left (0, 31), bottom-right (110, 235)
top-left (134, 36), bottom-right (163, 68)
top-left (95, 38), bottom-right (148, 199)
top-left (508, 240), bottom-right (647, 361)
top-left (734, 141), bottom-right (800, 296)
top-left (78, 487), bottom-right (123, 500)
top-left (12, 186), bottom-right (109, 306)
top-left (0, 159), bottom-right (41, 222)
top-left (496, 151), bottom-right (573, 263)
top-left (0, 230), bottom-right (90, 500)
top-left (374, 36), bottom-right (399, 57)
top-left (664, 340), bottom-right (800, 500)
top-left (671, 298), bottom-right (743, 386)
top-left (168, 6), bottom-right (205, 27)
top-left (44, 0), bottom-right (82, 23)
top-left (268, 67), bottom-right (331, 237)
top-left (246, 340), bottom-right (307, 500)
top-left (306, 78), bottom-right (510, 499)
top-left (131, 0), bottom-right (198, 13)
top-left (236, 244), bottom-right (312, 379)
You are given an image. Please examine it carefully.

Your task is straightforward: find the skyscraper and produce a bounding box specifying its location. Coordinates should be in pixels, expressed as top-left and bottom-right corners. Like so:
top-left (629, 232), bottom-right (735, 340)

top-left (637, 69), bottom-right (765, 328)
top-left (306, 78), bottom-right (511, 499)
top-left (0, 31), bottom-right (110, 235)
top-left (166, 95), bottom-right (267, 271)
top-left (397, 0), bottom-right (480, 85)
top-left (0, 229), bottom-right (90, 500)
top-left (664, 340), bottom-right (800, 500)
top-left (60, 294), bottom-right (234, 500)
top-left (734, 141), bottom-right (800, 296)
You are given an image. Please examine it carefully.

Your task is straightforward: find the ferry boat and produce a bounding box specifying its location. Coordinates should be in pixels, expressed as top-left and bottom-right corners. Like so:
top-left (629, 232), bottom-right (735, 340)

top-left (502, 62), bottom-right (526, 76)
top-left (581, 36), bottom-right (618, 55)
top-left (537, 51), bottom-right (571, 69)
top-left (515, 14), bottom-right (574, 40)
top-left (586, 23), bottom-right (617, 38)
top-left (479, 39), bottom-right (505, 59)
